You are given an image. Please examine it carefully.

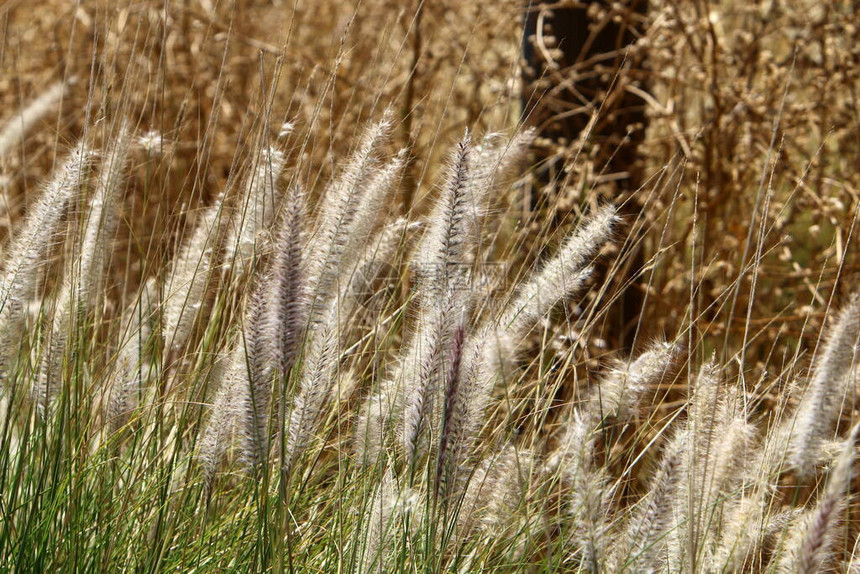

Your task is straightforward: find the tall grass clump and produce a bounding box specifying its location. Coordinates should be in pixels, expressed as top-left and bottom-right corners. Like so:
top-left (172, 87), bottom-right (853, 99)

top-left (1, 1), bottom-right (859, 572)
top-left (0, 112), bottom-right (858, 571)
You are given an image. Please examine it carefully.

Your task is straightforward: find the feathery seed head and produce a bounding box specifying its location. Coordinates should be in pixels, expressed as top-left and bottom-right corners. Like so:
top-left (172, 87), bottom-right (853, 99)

top-left (789, 293), bottom-right (860, 480)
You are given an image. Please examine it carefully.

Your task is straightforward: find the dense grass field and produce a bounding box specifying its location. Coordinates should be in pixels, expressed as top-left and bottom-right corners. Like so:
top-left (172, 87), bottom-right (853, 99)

top-left (0, 0), bottom-right (859, 571)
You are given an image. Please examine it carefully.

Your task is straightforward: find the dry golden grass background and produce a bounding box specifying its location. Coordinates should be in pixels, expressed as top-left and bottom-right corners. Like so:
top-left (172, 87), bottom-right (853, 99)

top-left (0, 0), bottom-right (858, 406)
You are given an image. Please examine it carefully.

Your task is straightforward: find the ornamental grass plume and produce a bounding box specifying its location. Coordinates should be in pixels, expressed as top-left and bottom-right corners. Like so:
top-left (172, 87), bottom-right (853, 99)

top-left (456, 443), bottom-right (533, 538)
top-left (224, 147), bottom-right (287, 268)
top-left (238, 183), bottom-right (308, 472)
top-left (304, 116), bottom-right (396, 326)
top-left (612, 429), bottom-right (687, 571)
top-left (161, 200), bottom-right (224, 354)
top-left (267, 183), bottom-right (307, 381)
top-left (199, 346), bottom-right (247, 491)
top-left (357, 465), bottom-right (398, 574)
top-left (282, 315), bottom-right (338, 478)
top-left (38, 124), bottom-right (131, 409)
top-left (778, 422), bottom-right (860, 573)
top-left (0, 143), bottom-right (92, 391)
top-left (496, 204), bottom-right (618, 351)
top-left (788, 293), bottom-right (860, 481)
top-left (105, 277), bottom-right (158, 432)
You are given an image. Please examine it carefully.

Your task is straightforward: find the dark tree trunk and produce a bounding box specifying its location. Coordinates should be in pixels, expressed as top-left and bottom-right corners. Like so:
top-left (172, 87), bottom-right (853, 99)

top-left (522, 0), bottom-right (649, 350)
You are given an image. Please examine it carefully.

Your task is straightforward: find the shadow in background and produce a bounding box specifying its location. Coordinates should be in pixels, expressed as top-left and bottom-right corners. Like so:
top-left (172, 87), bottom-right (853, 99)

top-left (522, 0), bottom-right (650, 350)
